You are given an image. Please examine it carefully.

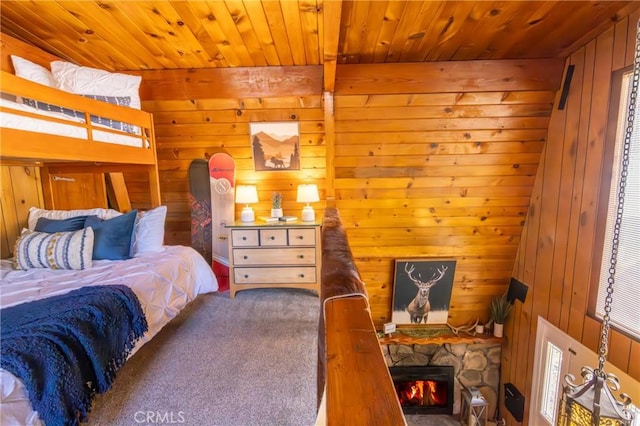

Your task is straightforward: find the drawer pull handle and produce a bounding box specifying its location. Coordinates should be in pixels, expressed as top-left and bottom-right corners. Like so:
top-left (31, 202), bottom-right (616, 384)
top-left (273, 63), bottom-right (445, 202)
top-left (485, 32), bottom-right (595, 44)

top-left (299, 274), bottom-right (305, 278)
top-left (298, 255), bottom-right (304, 259)
top-left (243, 255), bottom-right (248, 260)
top-left (244, 274), bottom-right (249, 279)
top-left (242, 236), bottom-right (247, 241)
top-left (297, 236), bottom-right (304, 240)
top-left (270, 236), bottom-right (275, 240)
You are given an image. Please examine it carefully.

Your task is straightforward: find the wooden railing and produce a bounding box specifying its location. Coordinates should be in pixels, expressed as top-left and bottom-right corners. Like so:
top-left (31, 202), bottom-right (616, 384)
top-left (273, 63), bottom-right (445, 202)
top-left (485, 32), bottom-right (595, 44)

top-left (317, 208), bottom-right (405, 425)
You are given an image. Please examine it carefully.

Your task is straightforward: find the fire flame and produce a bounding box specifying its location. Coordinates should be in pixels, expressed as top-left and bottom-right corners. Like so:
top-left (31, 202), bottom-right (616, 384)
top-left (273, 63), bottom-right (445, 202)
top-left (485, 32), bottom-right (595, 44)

top-left (395, 380), bottom-right (447, 407)
top-left (409, 381), bottom-right (424, 400)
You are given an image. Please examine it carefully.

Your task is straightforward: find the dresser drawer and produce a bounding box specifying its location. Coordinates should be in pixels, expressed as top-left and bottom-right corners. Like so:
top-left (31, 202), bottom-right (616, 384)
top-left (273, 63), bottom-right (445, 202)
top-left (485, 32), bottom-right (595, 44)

top-left (259, 229), bottom-right (287, 246)
top-left (234, 267), bottom-right (317, 284)
top-left (288, 228), bottom-right (316, 246)
top-left (233, 248), bottom-right (316, 265)
top-left (231, 229), bottom-right (259, 247)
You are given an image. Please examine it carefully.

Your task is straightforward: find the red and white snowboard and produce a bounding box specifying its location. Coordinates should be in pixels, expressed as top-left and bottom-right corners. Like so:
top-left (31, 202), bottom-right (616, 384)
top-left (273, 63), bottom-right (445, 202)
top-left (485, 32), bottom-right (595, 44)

top-left (209, 153), bottom-right (236, 292)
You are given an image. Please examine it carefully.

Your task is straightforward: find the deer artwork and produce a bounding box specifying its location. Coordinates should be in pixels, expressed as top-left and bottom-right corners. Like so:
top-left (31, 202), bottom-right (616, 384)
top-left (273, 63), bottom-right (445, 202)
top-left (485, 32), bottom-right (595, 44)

top-left (404, 263), bottom-right (448, 324)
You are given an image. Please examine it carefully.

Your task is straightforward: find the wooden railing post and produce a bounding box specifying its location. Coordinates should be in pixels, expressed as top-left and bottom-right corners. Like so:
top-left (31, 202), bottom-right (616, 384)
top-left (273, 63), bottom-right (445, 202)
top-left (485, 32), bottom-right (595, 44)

top-left (317, 208), bottom-right (405, 425)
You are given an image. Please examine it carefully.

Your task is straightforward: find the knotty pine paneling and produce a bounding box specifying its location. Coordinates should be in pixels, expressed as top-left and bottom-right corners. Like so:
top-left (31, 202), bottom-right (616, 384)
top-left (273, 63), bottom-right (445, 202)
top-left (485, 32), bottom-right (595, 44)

top-left (504, 13), bottom-right (640, 426)
top-left (3, 2), bottom-right (639, 72)
top-left (138, 66), bottom-right (326, 246)
top-left (0, 166), bottom-right (43, 259)
top-left (333, 59), bottom-right (562, 328)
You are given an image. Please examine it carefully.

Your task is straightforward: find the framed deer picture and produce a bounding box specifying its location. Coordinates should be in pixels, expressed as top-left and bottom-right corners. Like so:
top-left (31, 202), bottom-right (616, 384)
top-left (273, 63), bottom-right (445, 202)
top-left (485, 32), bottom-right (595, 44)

top-left (391, 259), bottom-right (457, 326)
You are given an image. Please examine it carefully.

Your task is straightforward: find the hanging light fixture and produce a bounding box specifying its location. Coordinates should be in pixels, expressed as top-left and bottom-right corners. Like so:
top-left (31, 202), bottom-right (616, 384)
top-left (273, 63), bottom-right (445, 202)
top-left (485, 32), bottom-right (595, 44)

top-left (556, 20), bottom-right (639, 426)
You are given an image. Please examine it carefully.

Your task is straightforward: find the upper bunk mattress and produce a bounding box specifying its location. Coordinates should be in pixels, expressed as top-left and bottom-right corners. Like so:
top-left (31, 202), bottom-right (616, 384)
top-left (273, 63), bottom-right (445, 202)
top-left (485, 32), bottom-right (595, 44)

top-left (0, 97), bottom-right (146, 148)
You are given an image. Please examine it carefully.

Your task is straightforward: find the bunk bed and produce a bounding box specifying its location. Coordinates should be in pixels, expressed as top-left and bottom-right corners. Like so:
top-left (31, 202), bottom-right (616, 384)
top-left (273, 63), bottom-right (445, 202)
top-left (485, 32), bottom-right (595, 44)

top-left (0, 43), bottom-right (218, 425)
top-left (0, 69), bottom-right (162, 208)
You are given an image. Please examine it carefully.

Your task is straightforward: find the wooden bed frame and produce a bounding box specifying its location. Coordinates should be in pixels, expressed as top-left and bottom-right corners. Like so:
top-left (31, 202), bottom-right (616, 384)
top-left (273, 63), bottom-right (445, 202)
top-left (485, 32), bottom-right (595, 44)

top-left (0, 32), bottom-right (161, 257)
top-left (0, 69), bottom-right (161, 206)
top-left (1, 71), bottom-right (156, 163)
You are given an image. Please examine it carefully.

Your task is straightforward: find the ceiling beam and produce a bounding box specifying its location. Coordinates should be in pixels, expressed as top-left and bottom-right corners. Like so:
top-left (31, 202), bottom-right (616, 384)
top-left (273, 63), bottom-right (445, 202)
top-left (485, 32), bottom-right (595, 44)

top-left (335, 59), bottom-right (565, 95)
top-left (322, 0), bottom-right (343, 93)
top-left (135, 66), bottom-right (322, 100)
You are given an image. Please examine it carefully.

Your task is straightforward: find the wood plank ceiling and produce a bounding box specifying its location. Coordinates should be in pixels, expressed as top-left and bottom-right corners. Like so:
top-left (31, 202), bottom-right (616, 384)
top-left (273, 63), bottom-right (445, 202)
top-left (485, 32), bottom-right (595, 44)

top-left (1, 0), bottom-right (637, 74)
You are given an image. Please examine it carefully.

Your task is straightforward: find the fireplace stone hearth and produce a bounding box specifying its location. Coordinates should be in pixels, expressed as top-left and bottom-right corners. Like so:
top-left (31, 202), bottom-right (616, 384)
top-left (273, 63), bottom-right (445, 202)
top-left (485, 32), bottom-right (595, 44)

top-left (381, 342), bottom-right (501, 416)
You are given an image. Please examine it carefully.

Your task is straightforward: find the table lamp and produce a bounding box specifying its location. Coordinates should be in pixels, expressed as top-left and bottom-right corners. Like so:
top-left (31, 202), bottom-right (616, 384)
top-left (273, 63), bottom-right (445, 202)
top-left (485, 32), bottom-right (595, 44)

top-left (296, 184), bottom-right (319, 222)
top-left (236, 185), bottom-right (258, 222)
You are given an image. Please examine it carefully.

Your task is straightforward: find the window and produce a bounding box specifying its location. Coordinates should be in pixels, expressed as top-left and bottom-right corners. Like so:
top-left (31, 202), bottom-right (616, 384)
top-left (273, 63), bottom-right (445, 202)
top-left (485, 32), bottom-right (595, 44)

top-left (540, 342), bottom-right (563, 423)
top-left (530, 318), bottom-right (640, 425)
top-left (595, 69), bottom-right (640, 339)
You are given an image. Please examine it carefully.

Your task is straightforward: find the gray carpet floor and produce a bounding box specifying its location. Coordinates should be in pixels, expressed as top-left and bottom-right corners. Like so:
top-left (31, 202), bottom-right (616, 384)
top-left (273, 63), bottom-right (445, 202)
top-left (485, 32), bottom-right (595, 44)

top-left (87, 288), bottom-right (321, 426)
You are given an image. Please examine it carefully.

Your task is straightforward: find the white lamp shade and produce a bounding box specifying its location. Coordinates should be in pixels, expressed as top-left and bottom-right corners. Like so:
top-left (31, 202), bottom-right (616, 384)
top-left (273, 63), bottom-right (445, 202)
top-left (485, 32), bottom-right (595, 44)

top-left (236, 185), bottom-right (258, 204)
top-left (297, 184), bottom-right (319, 222)
top-left (296, 184), bottom-right (320, 203)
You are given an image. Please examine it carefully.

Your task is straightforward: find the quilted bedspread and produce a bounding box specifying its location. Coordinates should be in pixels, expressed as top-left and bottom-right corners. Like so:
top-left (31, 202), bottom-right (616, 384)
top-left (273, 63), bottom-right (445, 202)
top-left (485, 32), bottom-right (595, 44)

top-left (0, 245), bottom-right (218, 426)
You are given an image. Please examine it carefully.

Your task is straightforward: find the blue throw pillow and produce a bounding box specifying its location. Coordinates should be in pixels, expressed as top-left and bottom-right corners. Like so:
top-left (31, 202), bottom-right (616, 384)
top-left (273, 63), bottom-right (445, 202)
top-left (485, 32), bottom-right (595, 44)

top-left (34, 215), bottom-right (96, 233)
top-left (84, 210), bottom-right (137, 260)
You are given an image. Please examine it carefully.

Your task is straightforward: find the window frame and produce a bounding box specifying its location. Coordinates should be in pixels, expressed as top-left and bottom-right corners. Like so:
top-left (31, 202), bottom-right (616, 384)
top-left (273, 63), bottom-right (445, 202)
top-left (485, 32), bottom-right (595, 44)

top-left (587, 64), bottom-right (638, 342)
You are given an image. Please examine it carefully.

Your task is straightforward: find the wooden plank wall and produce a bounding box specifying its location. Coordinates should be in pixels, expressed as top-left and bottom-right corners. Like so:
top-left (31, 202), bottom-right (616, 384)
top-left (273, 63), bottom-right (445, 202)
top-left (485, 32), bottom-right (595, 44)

top-left (332, 59), bottom-right (564, 328)
top-left (504, 12), bottom-right (640, 425)
top-left (0, 166), bottom-right (43, 258)
top-left (137, 66), bottom-right (325, 246)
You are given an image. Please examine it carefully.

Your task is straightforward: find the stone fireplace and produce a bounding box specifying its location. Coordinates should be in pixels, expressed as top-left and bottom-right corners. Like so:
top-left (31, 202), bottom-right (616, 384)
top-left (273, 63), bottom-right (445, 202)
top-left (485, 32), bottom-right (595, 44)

top-left (381, 340), bottom-right (502, 416)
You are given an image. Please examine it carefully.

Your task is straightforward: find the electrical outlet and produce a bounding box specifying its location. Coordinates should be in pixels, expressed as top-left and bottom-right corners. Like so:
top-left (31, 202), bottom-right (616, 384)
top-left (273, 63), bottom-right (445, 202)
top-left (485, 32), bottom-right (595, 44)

top-left (383, 322), bottom-right (396, 334)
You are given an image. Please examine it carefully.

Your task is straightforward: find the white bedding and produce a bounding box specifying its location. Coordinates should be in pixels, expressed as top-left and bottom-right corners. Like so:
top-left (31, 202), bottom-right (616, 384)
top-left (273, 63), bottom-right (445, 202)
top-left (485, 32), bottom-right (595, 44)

top-left (0, 97), bottom-right (146, 148)
top-left (0, 245), bottom-right (218, 425)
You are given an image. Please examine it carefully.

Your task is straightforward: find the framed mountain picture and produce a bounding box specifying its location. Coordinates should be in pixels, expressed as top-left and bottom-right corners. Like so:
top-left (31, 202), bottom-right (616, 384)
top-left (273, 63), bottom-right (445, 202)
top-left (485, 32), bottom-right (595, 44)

top-left (249, 122), bottom-right (300, 171)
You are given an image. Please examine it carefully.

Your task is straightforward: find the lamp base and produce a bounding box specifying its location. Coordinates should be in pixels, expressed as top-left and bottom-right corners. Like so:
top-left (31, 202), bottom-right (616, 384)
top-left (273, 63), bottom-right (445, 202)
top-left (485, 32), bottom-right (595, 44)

top-left (301, 205), bottom-right (315, 222)
top-left (240, 206), bottom-right (255, 222)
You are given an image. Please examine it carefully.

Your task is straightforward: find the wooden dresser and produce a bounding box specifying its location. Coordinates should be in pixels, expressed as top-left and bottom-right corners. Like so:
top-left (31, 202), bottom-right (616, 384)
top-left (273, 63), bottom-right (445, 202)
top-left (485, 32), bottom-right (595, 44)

top-left (225, 221), bottom-right (321, 298)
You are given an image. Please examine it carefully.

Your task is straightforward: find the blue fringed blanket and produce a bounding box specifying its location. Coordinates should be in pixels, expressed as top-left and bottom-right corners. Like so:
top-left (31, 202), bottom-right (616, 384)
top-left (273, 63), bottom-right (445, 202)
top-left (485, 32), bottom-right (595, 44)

top-left (0, 285), bottom-right (148, 426)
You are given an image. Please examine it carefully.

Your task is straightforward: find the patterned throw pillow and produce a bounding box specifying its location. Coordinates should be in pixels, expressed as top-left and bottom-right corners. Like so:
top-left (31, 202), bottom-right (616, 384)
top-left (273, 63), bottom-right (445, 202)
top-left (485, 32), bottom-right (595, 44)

top-left (14, 227), bottom-right (94, 270)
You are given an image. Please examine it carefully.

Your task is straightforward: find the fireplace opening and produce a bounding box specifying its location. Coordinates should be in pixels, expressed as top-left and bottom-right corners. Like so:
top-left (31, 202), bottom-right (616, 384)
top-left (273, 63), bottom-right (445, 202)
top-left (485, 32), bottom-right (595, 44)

top-left (389, 365), bottom-right (454, 415)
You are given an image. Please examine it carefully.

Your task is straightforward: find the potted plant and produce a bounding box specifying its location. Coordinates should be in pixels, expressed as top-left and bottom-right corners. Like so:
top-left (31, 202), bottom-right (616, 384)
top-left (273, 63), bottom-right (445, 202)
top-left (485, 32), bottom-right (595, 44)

top-left (489, 292), bottom-right (512, 337)
top-left (271, 192), bottom-right (283, 218)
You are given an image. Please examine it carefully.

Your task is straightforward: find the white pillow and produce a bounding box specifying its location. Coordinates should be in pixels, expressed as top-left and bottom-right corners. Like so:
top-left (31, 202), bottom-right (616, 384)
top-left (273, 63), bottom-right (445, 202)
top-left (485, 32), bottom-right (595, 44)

top-left (14, 227), bottom-right (94, 270)
top-left (132, 206), bottom-right (167, 256)
top-left (10, 55), bottom-right (56, 88)
top-left (28, 206), bottom-right (122, 231)
top-left (50, 61), bottom-right (142, 110)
